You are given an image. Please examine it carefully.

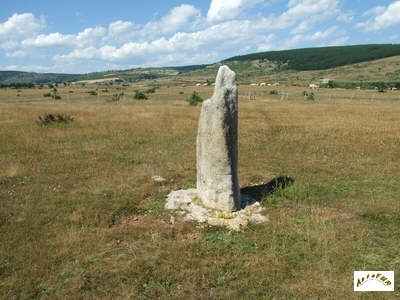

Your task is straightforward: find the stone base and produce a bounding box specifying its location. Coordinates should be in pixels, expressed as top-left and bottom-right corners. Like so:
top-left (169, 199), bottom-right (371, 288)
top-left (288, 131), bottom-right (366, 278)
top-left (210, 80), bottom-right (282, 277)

top-left (165, 189), bottom-right (268, 231)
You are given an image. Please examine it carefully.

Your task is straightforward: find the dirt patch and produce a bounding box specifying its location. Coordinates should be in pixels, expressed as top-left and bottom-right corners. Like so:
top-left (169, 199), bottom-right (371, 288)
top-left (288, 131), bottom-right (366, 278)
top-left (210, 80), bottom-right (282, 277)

top-left (120, 214), bottom-right (201, 244)
top-left (320, 207), bottom-right (353, 221)
top-left (172, 229), bottom-right (201, 244)
top-left (120, 215), bottom-right (162, 229)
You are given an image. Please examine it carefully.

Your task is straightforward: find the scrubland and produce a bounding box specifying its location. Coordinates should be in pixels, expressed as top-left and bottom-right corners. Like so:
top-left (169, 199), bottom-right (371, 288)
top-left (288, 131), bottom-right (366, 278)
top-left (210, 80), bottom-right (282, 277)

top-left (0, 83), bottom-right (399, 299)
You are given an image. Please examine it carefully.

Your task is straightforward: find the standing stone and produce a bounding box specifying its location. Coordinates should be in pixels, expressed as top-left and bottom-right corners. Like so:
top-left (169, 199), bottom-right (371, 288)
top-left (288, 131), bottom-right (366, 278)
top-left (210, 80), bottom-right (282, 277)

top-left (196, 65), bottom-right (240, 212)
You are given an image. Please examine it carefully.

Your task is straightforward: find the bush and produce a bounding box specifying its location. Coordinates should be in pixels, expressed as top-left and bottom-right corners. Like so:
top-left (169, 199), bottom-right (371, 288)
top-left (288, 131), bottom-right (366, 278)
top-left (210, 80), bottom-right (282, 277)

top-left (54, 95), bottom-right (61, 100)
top-left (145, 87), bottom-right (157, 94)
top-left (186, 91), bottom-right (203, 106)
top-left (36, 113), bottom-right (74, 126)
top-left (270, 90), bottom-right (278, 95)
top-left (111, 93), bottom-right (124, 102)
top-left (88, 90), bottom-right (97, 96)
top-left (302, 91), bottom-right (308, 96)
top-left (307, 92), bottom-right (315, 101)
top-left (134, 91), bottom-right (148, 100)
top-left (43, 93), bottom-right (52, 97)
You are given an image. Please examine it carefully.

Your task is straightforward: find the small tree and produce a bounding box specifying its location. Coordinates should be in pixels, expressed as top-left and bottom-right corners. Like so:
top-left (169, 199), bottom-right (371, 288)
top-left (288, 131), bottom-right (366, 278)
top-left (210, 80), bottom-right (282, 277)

top-left (186, 91), bottom-right (203, 106)
top-left (307, 92), bottom-right (315, 101)
top-left (327, 80), bottom-right (336, 88)
top-left (134, 91), bottom-right (148, 100)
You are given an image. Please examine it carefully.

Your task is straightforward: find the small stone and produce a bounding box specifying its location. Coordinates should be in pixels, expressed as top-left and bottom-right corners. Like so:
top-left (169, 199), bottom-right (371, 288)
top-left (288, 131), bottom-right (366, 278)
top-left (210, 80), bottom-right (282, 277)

top-left (152, 175), bottom-right (166, 182)
top-left (208, 217), bottom-right (248, 231)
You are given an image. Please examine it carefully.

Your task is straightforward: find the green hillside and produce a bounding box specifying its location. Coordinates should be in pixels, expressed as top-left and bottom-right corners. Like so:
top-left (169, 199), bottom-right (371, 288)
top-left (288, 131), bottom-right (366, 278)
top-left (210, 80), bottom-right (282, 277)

top-left (0, 64), bottom-right (207, 85)
top-left (0, 71), bottom-right (80, 85)
top-left (225, 44), bottom-right (400, 71)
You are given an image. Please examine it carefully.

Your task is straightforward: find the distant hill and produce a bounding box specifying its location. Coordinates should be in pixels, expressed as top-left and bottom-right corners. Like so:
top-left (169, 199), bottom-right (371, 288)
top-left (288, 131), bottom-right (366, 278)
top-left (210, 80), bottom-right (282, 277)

top-left (224, 44), bottom-right (400, 71)
top-left (0, 71), bottom-right (80, 85)
top-left (0, 64), bottom-right (208, 85)
top-left (2, 44), bottom-right (400, 85)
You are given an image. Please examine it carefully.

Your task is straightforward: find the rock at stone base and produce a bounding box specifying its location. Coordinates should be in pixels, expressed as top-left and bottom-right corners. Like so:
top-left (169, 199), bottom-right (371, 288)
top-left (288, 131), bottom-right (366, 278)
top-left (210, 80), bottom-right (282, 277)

top-left (165, 189), bottom-right (268, 231)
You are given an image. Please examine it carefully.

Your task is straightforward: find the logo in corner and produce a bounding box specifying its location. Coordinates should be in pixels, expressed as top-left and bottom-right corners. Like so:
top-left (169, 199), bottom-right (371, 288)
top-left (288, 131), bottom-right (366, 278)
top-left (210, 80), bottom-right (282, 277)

top-left (354, 271), bottom-right (394, 291)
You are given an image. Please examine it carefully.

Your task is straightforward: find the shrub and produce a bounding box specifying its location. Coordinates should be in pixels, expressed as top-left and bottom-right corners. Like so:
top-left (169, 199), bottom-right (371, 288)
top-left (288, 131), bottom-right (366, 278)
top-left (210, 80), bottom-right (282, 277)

top-left (88, 90), bottom-right (98, 96)
top-left (302, 91), bottom-right (308, 96)
top-left (111, 93), bottom-right (124, 102)
top-left (102, 89), bottom-right (109, 93)
top-left (145, 87), bottom-right (157, 94)
top-left (36, 113), bottom-right (74, 126)
top-left (54, 95), bottom-right (61, 100)
top-left (307, 92), bottom-right (315, 101)
top-left (179, 91), bottom-right (184, 95)
top-left (134, 91), bottom-right (148, 100)
top-left (186, 91), bottom-right (203, 106)
top-left (270, 90), bottom-right (278, 95)
top-left (43, 93), bottom-right (52, 97)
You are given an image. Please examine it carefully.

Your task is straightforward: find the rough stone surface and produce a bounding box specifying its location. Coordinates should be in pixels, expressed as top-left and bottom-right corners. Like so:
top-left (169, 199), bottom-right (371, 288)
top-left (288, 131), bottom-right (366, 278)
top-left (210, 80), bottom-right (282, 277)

top-left (165, 65), bottom-right (268, 230)
top-left (165, 189), bottom-right (268, 231)
top-left (197, 65), bottom-right (240, 212)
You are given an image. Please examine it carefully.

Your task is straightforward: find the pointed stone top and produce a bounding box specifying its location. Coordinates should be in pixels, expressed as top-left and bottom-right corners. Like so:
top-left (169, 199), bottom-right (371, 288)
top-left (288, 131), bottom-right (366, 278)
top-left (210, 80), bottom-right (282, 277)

top-left (215, 65), bottom-right (236, 90)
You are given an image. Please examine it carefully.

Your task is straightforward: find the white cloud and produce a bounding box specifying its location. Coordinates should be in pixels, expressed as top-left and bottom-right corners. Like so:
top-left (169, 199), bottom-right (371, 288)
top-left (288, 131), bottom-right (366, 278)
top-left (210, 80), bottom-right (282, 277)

top-left (276, 0), bottom-right (339, 29)
top-left (337, 12), bottom-right (354, 23)
top-left (257, 34), bottom-right (277, 51)
top-left (362, 6), bottom-right (386, 17)
top-left (158, 4), bottom-right (201, 34)
top-left (207, 0), bottom-right (263, 22)
top-left (287, 26), bottom-right (337, 47)
top-left (108, 20), bottom-right (136, 36)
top-left (22, 33), bottom-right (75, 47)
top-left (290, 21), bottom-right (311, 34)
top-left (55, 18), bottom-right (264, 64)
top-left (5, 50), bottom-right (28, 57)
top-left (357, 1), bottom-right (400, 31)
top-left (76, 26), bottom-right (106, 46)
top-left (20, 26), bottom-right (106, 49)
top-left (2, 64), bottom-right (59, 72)
top-left (0, 13), bottom-right (45, 39)
top-left (0, 40), bottom-right (19, 50)
top-left (142, 4), bottom-right (201, 38)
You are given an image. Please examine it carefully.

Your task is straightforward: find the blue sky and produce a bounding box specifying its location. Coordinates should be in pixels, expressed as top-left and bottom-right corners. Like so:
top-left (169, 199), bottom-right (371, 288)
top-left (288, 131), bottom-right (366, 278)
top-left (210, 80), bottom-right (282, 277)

top-left (1, 0), bottom-right (399, 74)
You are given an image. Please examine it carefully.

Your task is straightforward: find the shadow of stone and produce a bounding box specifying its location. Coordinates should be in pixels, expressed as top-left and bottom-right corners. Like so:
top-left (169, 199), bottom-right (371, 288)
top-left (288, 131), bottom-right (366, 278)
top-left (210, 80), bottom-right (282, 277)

top-left (240, 176), bottom-right (294, 208)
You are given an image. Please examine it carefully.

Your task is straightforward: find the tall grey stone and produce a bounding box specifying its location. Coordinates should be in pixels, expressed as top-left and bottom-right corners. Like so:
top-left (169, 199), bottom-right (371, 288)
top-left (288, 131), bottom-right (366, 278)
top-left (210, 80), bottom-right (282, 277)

top-left (196, 65), bottom-right (240, 212)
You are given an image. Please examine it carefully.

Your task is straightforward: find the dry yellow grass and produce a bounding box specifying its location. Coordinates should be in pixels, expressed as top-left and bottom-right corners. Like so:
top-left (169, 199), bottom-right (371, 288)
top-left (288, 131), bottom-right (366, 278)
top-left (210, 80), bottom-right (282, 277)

top-left (0, 84), bottom-right (399, 298)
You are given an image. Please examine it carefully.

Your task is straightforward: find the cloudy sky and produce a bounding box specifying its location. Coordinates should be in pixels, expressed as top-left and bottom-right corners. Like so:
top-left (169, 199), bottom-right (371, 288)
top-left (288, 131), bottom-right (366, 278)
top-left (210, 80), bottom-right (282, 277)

top-left (1, 0), bottom-right (400, 74)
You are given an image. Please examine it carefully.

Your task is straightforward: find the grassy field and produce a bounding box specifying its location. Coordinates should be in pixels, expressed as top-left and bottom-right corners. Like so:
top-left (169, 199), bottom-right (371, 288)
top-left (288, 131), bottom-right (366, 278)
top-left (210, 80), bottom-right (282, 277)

top-left (0, 83), bottom-right (399, 299)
